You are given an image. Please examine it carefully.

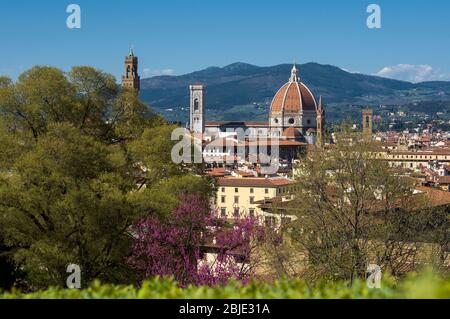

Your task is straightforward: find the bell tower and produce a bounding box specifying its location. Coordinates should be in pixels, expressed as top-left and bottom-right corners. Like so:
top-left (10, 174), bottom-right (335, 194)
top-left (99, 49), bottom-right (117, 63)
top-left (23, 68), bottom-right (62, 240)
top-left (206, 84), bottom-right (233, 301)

top-left (316, 96), bottom-right (325, 147)
top-left (190, 85), bottom-right (205, 135)
top-left (362, 108), bottom-right (373, 141)
top-left (122, 48), bottom-right (140, 94)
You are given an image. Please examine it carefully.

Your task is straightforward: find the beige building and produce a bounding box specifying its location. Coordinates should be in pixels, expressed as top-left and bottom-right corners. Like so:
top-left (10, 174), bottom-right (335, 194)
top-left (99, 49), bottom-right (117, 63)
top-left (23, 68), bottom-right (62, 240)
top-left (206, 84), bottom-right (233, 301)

top-left (379, 149), bottom-right (450, 170)
top-left (215, 177), bottom-right (297, 221)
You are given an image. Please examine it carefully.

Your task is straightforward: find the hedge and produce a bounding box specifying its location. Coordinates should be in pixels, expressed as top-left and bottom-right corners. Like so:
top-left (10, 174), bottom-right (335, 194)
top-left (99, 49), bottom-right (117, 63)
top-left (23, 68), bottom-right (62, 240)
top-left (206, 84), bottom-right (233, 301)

top-left (1, 269), bottom-right (449, 299)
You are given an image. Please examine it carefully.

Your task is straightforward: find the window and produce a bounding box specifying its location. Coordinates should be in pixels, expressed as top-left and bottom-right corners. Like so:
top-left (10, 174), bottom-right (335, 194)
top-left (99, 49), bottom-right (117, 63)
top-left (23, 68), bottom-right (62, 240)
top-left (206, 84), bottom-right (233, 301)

top-left (307, 119), bottom-right (311, 125)
top-left (250, 188), bottom-right (254, 194)
top-left (194, 98), bottom-right (199, 111)
top-left (250, 196), bottom-right (255, 204)
top-left (235, 188), bottom-right (239, 193)
top-left (288, 118), bottom-right (295, 124)
top-left (220, 208), bottom-right (226, 217)
top-left (221, 187), bottom-right (225, 192)
top-left (249, 209), bottom-right (255, 218)
top-left (265, 188), bottom-right (269, 194)
top-left (221, 196), bottom-right (226, 203)
top-left (234, 196), bottom-right (239, 204)
top-left (234, 207), bottom-right (240, 218)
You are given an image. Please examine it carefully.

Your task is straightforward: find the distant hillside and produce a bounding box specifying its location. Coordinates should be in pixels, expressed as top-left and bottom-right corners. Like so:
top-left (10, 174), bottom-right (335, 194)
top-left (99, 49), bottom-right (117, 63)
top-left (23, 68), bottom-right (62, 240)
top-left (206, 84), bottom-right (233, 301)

top-left (140, 62), bottom-right (450, 123)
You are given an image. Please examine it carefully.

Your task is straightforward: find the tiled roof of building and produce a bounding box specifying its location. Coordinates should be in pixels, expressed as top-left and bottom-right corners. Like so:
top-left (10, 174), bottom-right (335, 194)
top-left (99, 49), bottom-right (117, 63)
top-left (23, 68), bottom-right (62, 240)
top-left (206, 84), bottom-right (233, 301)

top-left (217, 177), bottom-right (297, 188)
top-left (206, 167), bottom-right (227, 177)
top-left (416, 186), bottom-right (450, 206)
top-left (436, 176), bottom-right (450, 184)
top-left (282, 127), bottom-right (303, 139)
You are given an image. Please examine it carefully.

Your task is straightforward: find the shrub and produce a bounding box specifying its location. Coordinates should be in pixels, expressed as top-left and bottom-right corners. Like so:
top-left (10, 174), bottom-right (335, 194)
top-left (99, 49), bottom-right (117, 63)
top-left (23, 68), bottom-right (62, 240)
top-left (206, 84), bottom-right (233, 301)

top-left (1, 269), bottom-right (449, 299)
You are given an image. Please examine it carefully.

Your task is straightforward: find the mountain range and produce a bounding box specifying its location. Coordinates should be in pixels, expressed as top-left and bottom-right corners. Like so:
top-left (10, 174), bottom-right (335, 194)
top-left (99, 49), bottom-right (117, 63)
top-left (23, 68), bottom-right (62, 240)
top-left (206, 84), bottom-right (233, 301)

top-left (139, 62), bottom-right (450, 123)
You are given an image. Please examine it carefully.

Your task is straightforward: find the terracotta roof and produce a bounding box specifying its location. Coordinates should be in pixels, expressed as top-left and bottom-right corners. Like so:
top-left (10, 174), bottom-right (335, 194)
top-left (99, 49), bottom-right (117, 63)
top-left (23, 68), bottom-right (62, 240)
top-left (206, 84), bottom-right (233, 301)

top-left (282, 127), bottom-right (303, 139)
top-left (207, 167), bottom-right (226, 177)
top-left (270, 81), bottom-right (317, 114)
top-left (217, 177), bottom-right (297, 188)
top-left (416, 186), bottom-right (450, 206)
top-left (235, 170), bottom-right (255, 177)
top-left (436, 176), bottom-right (450, 184)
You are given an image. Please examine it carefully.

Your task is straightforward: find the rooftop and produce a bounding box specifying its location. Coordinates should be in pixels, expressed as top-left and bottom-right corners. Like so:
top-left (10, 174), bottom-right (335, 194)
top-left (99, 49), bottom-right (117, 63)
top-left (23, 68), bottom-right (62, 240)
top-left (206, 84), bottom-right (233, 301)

top-left (217, 177), bottom-right (297, 188)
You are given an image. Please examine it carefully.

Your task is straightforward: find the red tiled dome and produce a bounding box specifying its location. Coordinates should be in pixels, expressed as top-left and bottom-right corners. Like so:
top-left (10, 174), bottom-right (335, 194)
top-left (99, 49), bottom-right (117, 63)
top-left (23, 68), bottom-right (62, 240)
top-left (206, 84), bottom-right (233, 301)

top-left (270, 65), bottom-right (317, 114)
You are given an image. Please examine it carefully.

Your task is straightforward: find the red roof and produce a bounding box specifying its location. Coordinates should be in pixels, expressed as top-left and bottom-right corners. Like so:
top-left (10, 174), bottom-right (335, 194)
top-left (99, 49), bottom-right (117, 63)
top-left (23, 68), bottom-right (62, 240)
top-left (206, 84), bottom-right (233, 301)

top-left (271, 81), bottom-right (317, 113)
top-left (282, 127), bottom-right (303, 139)
top-left (416, 186), bottom-right (450, 206)
top-left (217, 177), bottom-right (297, 188)
top-left (207, 168), bottom-right (226, 177)
top-left (437, 176), bottom-right (450, 184)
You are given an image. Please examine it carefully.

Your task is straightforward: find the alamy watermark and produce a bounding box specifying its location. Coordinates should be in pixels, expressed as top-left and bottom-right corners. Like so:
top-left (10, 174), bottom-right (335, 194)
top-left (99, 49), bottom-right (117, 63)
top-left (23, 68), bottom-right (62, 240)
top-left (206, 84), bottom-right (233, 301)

top-left (66, 4), bottom-right (81, 29)
top-left (66, 263), bottom-right (81, 289)
top-left (366, 264), bottom-right (382, 289)
top-left (367, 4), bottom-right (382, 29)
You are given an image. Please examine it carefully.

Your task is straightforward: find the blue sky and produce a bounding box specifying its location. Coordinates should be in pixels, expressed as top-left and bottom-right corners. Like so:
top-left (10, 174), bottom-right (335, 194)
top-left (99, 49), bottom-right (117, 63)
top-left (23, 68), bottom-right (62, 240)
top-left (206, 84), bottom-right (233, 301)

top-left (0, 0), bottom-right (449, 82)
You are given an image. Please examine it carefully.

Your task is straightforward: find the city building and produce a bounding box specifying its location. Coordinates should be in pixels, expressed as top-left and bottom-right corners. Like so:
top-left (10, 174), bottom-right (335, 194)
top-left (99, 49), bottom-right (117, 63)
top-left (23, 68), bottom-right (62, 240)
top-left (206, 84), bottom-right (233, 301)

top-left (194, 64), bottom-right (325, 144)
top-left (215, 177), bottom-right (297, 222)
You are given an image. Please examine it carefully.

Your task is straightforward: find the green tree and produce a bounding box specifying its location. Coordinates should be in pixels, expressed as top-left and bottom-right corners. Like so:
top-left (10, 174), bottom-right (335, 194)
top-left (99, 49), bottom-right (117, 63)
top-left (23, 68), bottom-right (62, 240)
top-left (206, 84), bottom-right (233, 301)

top-left (288, 126), bottom-right (448, 284)
top-left (0, 65), bottom-right (213, 289)
top-left (128, 124), bottom-right (213, 217)
top-left (0, 67), bottom-right (77, 139)
top-left (0, 123), bottom-right (136, 288)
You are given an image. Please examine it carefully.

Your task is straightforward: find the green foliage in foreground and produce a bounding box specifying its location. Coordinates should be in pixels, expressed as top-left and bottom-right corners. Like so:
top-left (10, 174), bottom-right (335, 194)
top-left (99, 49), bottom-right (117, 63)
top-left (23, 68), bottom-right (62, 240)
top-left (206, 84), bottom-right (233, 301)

top-left (1, 270), bottom-right (449, 299)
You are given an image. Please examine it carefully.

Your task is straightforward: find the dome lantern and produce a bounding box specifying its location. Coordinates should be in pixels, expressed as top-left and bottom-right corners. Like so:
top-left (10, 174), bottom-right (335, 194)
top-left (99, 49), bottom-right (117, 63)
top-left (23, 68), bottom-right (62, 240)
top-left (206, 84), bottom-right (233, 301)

top-left (290, 63), bottom-right (299, 83)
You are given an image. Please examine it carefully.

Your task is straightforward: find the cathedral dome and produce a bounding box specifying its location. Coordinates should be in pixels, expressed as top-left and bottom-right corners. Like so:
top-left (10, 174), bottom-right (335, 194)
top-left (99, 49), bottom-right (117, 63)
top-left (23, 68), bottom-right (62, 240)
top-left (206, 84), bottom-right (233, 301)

top-left (270, 64), bottom-right (317, 114)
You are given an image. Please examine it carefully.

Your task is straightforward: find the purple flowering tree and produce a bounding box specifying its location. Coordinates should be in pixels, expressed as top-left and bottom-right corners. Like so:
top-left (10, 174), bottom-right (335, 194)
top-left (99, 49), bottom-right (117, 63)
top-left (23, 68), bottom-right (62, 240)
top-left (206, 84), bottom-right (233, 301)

top-left (128, 194), bottom-right (265, 286)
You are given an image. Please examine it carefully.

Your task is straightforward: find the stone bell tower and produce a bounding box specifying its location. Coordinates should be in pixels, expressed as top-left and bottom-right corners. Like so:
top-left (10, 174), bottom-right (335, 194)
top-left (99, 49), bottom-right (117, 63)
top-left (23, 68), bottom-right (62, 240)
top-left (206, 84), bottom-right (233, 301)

top-left (122, 48), bottom-right (140, 94)
top-left (316, 96), bottom-right (325, 147)
top-left (362, 108), bottom-right (373, 141)
top-left (189, 84), bottom-right (205, 135)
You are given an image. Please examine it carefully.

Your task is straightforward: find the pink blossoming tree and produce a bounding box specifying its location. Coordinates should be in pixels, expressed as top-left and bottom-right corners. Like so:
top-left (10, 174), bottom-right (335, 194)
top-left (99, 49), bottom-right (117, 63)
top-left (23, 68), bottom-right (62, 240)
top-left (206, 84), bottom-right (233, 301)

top-left (128, 194), bottom-right (265, 286)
